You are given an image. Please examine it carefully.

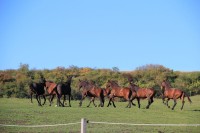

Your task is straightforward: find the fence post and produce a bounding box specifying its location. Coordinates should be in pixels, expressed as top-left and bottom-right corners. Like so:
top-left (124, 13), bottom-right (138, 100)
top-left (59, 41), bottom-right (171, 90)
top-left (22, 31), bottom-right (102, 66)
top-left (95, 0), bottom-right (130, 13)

top-left (81, 118), bottom-right (87, 133)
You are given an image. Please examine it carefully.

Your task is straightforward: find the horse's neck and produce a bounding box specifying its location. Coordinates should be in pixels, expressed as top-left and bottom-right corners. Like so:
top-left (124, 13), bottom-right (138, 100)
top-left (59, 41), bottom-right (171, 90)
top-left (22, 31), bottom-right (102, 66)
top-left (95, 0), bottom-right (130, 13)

top-left (83, 83), bottom-right (93, 90)
top-left (130, 83), bottom-right (139, 91)
top-left (112, 84), bottom-right (121, 89)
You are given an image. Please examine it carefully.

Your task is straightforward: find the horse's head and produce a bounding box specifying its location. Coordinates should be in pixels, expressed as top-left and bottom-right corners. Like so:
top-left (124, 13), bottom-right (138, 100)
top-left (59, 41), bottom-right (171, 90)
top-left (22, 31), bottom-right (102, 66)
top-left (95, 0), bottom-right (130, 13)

top-left (161, 80), bottom-right (171, 91)
top-left (106, 80), bottom-right (119, 89)
top-left (106, 80), bottom-right (112, 89)
top-left (78, 79), bottom-right (89, 90)
top-left (39, 77), bottom-right (46, 86)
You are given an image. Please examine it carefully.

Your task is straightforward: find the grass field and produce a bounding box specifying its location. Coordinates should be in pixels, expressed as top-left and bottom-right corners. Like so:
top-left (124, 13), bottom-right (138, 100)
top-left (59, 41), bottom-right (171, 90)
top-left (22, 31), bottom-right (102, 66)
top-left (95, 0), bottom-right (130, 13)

top-left (0, 95), bottom-right (200, 133)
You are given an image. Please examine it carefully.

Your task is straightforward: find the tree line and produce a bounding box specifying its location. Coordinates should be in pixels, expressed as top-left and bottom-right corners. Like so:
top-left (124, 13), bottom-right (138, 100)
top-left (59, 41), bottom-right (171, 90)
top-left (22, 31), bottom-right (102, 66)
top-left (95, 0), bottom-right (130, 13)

top-left (0, 64), bottom-right (199, 99)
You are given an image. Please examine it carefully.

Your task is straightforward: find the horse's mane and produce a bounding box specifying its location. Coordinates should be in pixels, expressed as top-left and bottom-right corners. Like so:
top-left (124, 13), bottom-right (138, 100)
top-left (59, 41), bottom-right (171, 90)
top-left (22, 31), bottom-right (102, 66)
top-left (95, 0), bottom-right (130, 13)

top-left (109, 80), bottom-right (120, 87)
top-left (47, 80), bottom-right (54, 83)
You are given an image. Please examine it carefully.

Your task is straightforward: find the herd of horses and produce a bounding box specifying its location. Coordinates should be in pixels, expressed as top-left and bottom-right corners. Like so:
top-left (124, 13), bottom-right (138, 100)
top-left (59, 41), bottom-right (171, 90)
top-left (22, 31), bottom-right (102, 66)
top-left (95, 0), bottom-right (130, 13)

top-left (29, 76), bottom-right (192, 110)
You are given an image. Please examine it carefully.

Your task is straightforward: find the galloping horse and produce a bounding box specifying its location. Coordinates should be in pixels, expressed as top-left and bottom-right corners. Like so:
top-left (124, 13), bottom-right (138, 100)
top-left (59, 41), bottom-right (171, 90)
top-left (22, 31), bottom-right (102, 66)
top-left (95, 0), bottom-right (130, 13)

top-left (29, 78), bottom-right (46, 106)
top-left (161, 80), bottom-right (192, 110)
top-left (129, 82), bottom-right (156, 109)
top-left (78, 79), bottom-right (104, 107)
top-left (106, 80), bottom-right (132, 108)
top-left (56, 75), bottom-right (73, 107)
top-left (45, 81), bottom-right (57, 106)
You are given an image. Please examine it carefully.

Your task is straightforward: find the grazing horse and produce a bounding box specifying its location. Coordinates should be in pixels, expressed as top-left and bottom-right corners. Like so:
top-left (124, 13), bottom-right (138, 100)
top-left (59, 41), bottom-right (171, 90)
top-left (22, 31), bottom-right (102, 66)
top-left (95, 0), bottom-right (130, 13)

top-left (29, 78), bottom-right (46, 106)
top-left (106, 80), bottom-right (132, 108)
top-left (56, 75), bottom-right (73, 107)
top-left (78, 80), bottom-right (104, 107)
top-left (161, 80), bottom-right (192, 110)
top-left (129, 82), bottom-right (156, 109)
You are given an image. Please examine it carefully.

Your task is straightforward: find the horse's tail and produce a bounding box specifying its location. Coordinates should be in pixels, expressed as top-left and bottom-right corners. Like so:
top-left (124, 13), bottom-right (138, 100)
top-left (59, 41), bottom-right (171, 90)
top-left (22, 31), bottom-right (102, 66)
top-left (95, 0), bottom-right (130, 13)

top-left (182, 92), bottom-right (192, 104)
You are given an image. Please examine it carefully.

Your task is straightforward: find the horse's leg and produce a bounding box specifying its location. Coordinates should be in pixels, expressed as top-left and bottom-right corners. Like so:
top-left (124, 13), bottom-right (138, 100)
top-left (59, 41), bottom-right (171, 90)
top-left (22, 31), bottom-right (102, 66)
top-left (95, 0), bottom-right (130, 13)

top-left (99, 96), bottom-right (104, 107)
top-left (30, 93), bottom-right (33, 103)
top-left (166, 98), bottom-right (170, 108)
top-left (79, 94), bottom-right (86, 107)
top-left (126, 99), bottom-right (132, 108)
top-left (57, 94), bottom-right (64, 107)
top-left (181, 100), bottom-right (185, 110)
top-left (87, 98), bottom-right (93, 107)
top-left (126, 99), bottom-right (131, 108)
top-left (92, 98), bottom-right (97, 107)
top-left (146, 98), bottom-right (151, 109)
top-left (107, 98), bottom-right (112, 107)
top-left (137, 98), bottom-right (141, 108)
top-left (42, 95), bottom-right (46, 105)
top-left (39, 95), bottom-right (43, 105)
top-left (162, 95), bottom-right (166, 105)
top-left (147, 97), bottom-right (154, 108)
top-left (62, 95), bottom-right (66, 107)
top-left (181, 93), bottom-right (185, 110)
top-left (49, 95), bottom-right (55, 106)
top-left (68, 94), bottom-right (71, 107)
top-left (172, 99), bottom-right (177, 110)
top-left (36, 95), bottom-right (42, 106)
top-left (130, 97), bottom-right (136, 106)
top-left (112, 99), bottom-right (116, 108)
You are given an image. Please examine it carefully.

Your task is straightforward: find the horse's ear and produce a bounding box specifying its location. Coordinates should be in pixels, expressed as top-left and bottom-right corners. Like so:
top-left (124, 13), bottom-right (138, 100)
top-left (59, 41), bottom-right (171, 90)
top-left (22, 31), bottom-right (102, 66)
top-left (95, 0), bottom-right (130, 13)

top-left (79, 79), bottom-right (81, 82)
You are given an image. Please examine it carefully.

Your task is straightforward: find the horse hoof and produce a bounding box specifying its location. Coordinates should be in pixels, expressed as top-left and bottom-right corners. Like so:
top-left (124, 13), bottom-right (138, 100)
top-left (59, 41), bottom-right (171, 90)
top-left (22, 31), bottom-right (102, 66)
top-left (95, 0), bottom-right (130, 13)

top-left (168, 106), bottom-right (170, 108)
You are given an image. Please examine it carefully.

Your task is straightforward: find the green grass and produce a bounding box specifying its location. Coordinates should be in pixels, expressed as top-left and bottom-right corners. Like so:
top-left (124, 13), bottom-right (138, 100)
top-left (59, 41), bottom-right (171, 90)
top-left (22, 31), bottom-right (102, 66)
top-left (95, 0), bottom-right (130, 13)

top-left (0, 96), bottom-right (200, 133)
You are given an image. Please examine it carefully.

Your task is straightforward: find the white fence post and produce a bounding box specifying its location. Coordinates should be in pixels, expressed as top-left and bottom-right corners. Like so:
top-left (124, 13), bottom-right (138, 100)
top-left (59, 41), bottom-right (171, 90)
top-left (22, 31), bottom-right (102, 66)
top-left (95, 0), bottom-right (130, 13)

top-left (81, 118), bottom-right (87, 133)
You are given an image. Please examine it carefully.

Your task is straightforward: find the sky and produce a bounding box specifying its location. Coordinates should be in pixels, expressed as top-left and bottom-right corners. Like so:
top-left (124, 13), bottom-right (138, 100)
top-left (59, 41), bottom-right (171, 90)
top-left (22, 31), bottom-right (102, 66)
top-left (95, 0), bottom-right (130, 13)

top-left (0, 0), bottom-right (200, 71)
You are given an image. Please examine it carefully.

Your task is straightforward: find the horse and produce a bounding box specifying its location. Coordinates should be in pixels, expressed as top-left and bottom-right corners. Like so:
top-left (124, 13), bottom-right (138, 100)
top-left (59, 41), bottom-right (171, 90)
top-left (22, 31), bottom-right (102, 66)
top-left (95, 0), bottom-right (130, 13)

top-left (56, 75), bottom-right (73, 107)
top-left (78, 79), bottom-right (104, 107)
top-left (161, 80), bottom-right (192, 110)
top-left (105, 80), bottom-right (133, 108)
top-left (29, 78), bottom-right (46, 106)
top-left (129, 82), bottom-right (156, 109)
top-left (44, 80), bottom-right (58, 106)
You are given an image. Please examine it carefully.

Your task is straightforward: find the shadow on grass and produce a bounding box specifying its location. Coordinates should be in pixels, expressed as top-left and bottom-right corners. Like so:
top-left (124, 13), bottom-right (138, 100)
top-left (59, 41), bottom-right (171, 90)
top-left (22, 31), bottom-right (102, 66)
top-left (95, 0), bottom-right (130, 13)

top-left (192, 109), bottom-right (200, 112)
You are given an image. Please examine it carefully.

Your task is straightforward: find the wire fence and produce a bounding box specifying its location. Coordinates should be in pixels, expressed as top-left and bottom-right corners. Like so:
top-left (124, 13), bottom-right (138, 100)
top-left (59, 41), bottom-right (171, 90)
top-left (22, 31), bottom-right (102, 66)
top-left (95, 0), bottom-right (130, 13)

top-left (1, 119), bottom-right (200, 133)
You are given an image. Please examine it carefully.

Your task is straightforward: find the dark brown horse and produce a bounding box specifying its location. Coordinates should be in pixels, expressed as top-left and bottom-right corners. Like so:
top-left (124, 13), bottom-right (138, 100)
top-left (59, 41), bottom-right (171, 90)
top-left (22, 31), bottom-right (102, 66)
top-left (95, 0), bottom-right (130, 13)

top-left (129, 82), bottom-right (156, 109)
top-left (29, 78), bottom-right (46, 106)
top-left (161, 80), bottom-right (192, 110)
top-left (78, 79), bottom-right (104, 107)
top-left (106, 80), bottom-right (132, 108)
top-left (56, 75), bottom-right (73, 107)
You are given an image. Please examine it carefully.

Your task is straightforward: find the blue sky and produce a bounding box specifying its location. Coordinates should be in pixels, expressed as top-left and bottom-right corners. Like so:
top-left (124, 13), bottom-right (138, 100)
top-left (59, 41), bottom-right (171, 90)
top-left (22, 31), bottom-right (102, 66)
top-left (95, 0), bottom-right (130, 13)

top-left (0, 0), bottom-right (200, 71)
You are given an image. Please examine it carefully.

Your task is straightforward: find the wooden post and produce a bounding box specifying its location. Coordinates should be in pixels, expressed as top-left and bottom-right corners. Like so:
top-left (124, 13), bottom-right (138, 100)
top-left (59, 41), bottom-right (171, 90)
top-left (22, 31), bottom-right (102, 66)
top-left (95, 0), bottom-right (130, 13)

top-left (81, 118), bottom-right (87, 133)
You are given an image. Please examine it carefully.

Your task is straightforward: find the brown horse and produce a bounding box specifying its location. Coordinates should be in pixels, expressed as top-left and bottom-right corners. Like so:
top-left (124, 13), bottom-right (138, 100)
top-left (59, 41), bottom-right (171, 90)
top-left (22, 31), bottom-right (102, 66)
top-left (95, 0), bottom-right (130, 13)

top-left (106, 80), bottom-right (132, 108)
top-left (45, 81), bottom-right (57, 106)
top-left (129, 82), bottom-right (156, 109)
top-left (29, 78), bottom-right (46, 106)
top-left (161, 80), bottom-right (192, 110)
top-left (78, 79), bottom-right (104, 107)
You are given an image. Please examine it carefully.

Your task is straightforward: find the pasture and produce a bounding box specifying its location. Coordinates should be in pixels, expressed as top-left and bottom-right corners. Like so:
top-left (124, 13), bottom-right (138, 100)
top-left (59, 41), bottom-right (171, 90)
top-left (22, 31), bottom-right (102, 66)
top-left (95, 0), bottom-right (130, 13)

top-left (0, 95), bottom-right (200, 133)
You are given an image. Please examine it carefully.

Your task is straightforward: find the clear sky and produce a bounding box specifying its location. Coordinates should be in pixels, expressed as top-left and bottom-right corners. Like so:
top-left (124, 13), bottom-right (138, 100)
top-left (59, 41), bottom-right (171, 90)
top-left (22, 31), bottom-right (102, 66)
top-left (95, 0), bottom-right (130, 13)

top-left (0, 0), bottom-right (200, 71)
